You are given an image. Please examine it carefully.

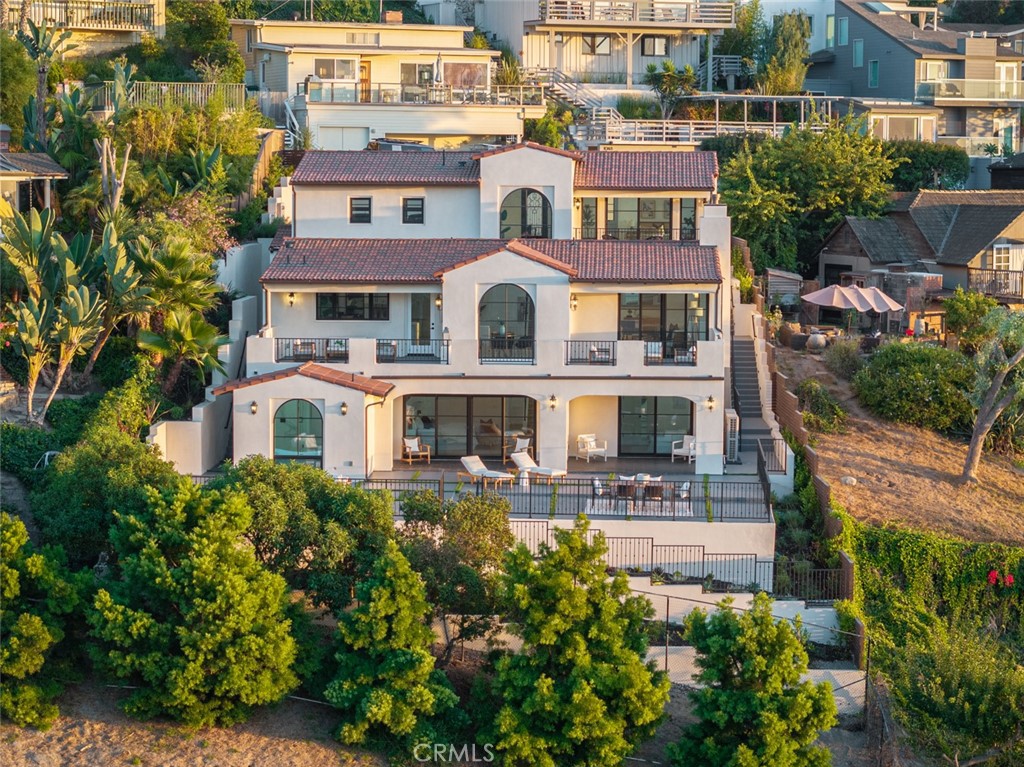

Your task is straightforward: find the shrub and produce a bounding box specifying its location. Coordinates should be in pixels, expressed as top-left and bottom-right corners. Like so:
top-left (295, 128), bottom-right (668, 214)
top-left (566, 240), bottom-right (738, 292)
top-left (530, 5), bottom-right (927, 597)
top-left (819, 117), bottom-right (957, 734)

top-left (1, 340), bottom-right (28, 385)
top-left (731, 246), bottom-right (754, 304)
top-left (852, 343), bottom-right (973, 433)
top-left (0, 424), bottom-right (58, 487)
top-left (943, 286), bottom-right (999, 351)
top-left (823, 338), bottom-right (864, 380)
top-left (45, 394), bottom-right (103, 447)
top-left (616, 94), bottom-right (659, 119)
top-left (796, 379), bottom-right (847, 433)
top-left (87, 336), bottom-right (140, 389)
top-left (884, 140), bottom-right (970, 191)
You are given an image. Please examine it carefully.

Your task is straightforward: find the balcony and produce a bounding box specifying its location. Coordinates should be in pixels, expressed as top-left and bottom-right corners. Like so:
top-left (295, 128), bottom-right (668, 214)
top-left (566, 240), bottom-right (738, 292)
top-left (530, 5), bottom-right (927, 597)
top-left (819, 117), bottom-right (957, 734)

top-left (565, 340), bottom-right (617, 365)
top-left (916, 79), bottom-right (1024, 102)
top-left (644, 341), bottom-right (697, 366)
top-left (376, 339), bottom-right (450, 364)
top-left (87, 81), bottom-right (247, 114)
top-left (275, 337), bottom-right (349, 363)
top-left (298, 81), bottom-right (545, 107)
top-left (537, 0), bottom-right (735, 27)
top-left (574, 226), bottom-right (696, 240)
top-left (5, 1), bottom-right (155, 31)
top-left (968, 268), bottom-right (1024, 299)
top-left (479, 338), bottom-right (535, 364)
top-left (937, 135), bottom-right (1021, 157)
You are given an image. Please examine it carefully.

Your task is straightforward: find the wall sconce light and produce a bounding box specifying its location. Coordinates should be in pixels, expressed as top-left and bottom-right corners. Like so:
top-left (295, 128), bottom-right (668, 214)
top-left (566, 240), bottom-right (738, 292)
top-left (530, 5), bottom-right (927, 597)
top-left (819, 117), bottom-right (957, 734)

top-left (249, 401), bottom-right (258, 415)
top-left (573, 198), bottom-right (581, 210)
top-left (442, 326), bottom-right (451, 342)
top-left (340, 401), bottom-right (348, 416)
top-left (548, 394), bottom-right (557, 411)
top-left (288, 292), bottom-right (295, 307)
top-left (569, 293), bottom-right (578, 311)
top-left (434, 294), bottom-right (443, 310)
top-left (706, 395), bottom-right (716, 411)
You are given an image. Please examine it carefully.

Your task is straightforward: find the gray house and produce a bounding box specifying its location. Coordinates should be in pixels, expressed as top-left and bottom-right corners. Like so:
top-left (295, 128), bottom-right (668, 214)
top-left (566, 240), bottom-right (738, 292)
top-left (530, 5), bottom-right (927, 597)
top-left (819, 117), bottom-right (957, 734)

top-left (807, 0), bottom-right (1024, 157)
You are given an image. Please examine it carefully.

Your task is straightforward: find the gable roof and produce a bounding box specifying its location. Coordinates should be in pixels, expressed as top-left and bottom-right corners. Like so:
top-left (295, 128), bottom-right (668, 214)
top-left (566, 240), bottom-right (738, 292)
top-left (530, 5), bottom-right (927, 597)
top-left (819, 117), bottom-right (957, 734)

top-left (211, 362), bottom-right (394, 398)
top-left (261, 238), bottom-right (721, 284)
top-left (840, 0), bottom-right (1024, 59)
top-left (290, 148), bottom-right (719, 191)
top-left (0, 152), bottom-right (69, 179)
top-left (828, 190), bottom-right (1024, 267)
top-left (471, 141), bottom-right (582, 160)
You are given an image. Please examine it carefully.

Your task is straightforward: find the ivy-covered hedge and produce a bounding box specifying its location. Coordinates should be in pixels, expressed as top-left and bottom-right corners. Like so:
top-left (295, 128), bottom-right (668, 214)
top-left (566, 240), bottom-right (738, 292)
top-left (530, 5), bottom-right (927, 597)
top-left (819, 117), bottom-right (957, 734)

top-left (852, 343), bottom-right (973, 433)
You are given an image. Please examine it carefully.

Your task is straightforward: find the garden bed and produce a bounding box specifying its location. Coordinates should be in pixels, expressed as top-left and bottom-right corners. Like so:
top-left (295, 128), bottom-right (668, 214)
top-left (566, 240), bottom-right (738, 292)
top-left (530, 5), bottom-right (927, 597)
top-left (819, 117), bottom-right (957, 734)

top-left (775, 346), bottom-right (1024, 545)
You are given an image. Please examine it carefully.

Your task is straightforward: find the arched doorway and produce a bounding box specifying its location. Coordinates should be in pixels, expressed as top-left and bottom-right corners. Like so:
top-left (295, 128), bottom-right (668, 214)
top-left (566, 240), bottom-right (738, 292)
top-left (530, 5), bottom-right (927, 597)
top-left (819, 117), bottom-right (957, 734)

top-left (479, 283), bottom-right (535, 361)
top-left (273, 399), bottom-right (323, 467)
top-left (500, 188), bottom-right (552, 238)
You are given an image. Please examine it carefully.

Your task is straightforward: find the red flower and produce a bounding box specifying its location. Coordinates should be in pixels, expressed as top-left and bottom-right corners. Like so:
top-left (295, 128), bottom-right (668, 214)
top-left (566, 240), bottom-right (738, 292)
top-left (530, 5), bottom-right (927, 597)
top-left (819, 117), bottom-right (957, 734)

top-left (988, 570), bottom-right (1000, 585)
top-left (905, 328), bottom-right (915, 336)
top-left (1005, 574), bottom-right (1015, 587)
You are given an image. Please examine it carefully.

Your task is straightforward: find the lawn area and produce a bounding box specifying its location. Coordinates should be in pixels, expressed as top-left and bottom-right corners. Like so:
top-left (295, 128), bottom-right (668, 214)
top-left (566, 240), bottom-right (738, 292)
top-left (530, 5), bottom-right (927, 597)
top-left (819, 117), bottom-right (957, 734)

top-left (775, 346), bottom-right (1024, 546)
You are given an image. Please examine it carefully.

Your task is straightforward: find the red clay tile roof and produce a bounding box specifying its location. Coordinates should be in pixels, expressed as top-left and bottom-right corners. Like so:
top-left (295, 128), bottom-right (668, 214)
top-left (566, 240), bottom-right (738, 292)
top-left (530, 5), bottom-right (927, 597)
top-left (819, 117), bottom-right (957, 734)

top-left (261, 238), bottom-right (720, 284)
top-left (212, 362), bottom-right (394, 397)
top-left (471, 141), bottom-right (583, 160)
top-left (292, 150), bottom-right (479, 185)
top-left (573, 151), bottom-right (718, 190)
top-left (289, 148), bottom-right (718, 191)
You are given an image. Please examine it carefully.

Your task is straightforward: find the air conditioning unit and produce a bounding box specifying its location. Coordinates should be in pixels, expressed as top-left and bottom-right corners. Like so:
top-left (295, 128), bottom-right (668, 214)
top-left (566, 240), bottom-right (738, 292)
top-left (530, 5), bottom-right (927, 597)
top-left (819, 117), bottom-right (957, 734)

top-left (724, 409), bottom-right (740, 464)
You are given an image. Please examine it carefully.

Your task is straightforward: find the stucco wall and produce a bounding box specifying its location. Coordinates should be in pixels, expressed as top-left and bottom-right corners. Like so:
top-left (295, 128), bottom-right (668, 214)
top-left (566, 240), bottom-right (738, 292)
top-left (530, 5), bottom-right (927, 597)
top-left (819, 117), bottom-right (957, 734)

top-left (478, 147), bottom-right (575, 238)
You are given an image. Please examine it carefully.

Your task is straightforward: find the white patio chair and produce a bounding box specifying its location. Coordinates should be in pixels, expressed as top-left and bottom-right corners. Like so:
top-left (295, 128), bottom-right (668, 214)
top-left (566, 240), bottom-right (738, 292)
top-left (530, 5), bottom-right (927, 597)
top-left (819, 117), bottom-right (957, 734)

top-left (503, 435), bottom-right (533, 463)
top-left (575, 433), bottom-right (608, 462)
top-left (402, 437), bottom-right (431, 465)
top-left (458, 455), bottom-right (514, 488)
top-left (671, 436), bottom-right (696, 463)
top-left (510, 451), bottom-right (566, 484)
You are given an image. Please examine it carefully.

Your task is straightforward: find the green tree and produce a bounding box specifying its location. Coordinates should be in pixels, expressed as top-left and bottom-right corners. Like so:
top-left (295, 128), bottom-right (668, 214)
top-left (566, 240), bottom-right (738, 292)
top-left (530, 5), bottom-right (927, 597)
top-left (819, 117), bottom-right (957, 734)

top-left (37, 284), bottom-right (105, 422)
top-left (885, 140), bottom-right (970, 191)
top-left (0, 513), bottom-right (84, 729)
top-left (137, 308), bottom-right (227, 395)
top-left (324, 539), bottom-right (462, 751)
top-left (477, 516), bottom-right (669, 767)
top-left (757, 12), bottom-right (810, 95)
top-left (523, 105), bottom-right (573, 148)
top-left (670, 593), bottom-right (837, 767)
top-left (718, 0), bottom-right (768, 82)
top-left (17, 21), bottom-right (75, 152)
top-left (9, 296), bottom-right (54, 420)
top-left (944, 286), bottom-right (999, 352)
top-left (945, 0), bottom-right (1024, 25)
top-left (88, 482), bottom-right (298, 726)
top-left (720, 113), bottom-right (895, 272)
top-left (50, 88), bottom-right (101, 189)
top-left (165, 0), bottom-right (244, 83)
top-left (0, 30), bottom-right (35, 149)
top-left (641, 59), bottom-right (698, 120)
top-left (960, 308), bottom-right (1024, 484)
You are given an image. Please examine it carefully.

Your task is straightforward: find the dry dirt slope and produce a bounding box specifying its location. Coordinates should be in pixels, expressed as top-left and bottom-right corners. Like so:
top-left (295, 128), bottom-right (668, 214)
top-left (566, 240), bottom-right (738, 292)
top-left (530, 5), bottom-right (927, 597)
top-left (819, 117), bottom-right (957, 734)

top-left (776, 347), bottom-right (1024, 546)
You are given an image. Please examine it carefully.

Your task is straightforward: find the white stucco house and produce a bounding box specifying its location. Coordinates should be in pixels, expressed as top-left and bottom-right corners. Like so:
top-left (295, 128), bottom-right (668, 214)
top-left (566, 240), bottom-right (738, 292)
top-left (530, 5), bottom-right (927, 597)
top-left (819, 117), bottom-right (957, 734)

top-left (215, 143), bottom-right (741, 479)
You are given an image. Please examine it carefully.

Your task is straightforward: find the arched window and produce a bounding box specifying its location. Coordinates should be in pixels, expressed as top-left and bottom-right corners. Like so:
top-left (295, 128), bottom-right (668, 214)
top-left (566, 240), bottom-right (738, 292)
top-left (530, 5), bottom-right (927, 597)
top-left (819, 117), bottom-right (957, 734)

top-left (500, 188), bottom-right (552, 238)
top-left (273, 399), bottom-right (323, 467)
top-left (480, 284), bottom-right (534, 339)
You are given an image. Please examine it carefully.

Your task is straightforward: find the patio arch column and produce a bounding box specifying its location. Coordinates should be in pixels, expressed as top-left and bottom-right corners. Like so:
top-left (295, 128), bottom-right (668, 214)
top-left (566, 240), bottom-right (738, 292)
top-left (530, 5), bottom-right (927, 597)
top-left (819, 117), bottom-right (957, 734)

top-left (538, 395), bottom-right (570, 472)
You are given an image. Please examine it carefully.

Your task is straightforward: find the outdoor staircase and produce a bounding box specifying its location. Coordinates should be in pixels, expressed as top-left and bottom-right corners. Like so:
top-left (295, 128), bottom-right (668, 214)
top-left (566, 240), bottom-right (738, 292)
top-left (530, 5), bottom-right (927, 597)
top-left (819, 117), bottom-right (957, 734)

top-left (732, 338), bottom-right (773, 452)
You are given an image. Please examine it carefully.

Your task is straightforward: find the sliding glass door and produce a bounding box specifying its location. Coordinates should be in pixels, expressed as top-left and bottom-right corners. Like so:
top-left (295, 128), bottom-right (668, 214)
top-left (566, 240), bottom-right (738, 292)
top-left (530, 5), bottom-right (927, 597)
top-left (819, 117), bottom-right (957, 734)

top-left (403, 395), bottom-right (537, 458)
top-left (618, 396), bottom-right (693, 456)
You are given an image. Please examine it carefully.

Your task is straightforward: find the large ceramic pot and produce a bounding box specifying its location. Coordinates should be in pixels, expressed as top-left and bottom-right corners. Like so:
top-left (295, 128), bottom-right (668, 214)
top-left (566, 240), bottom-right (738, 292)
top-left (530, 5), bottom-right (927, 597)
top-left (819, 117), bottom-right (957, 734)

top-left (806, 333), bottom-right (827, 353)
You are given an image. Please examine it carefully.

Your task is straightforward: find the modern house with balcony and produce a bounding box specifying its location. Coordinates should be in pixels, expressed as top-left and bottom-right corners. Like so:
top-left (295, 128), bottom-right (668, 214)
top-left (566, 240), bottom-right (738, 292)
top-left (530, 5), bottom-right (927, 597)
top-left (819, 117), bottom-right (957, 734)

top-left (4, 0), bottom-right (165, 54)
top-left (214, 144), bottom-right (745, 481)
top-left (229, 18), bottom-right (546, 150)
top-left (806, 0), bottom-right (1024, 161)
top-left (474, 0), bottom-right (735, 87)
top-left (817, 190), bottom-right (1024, 316)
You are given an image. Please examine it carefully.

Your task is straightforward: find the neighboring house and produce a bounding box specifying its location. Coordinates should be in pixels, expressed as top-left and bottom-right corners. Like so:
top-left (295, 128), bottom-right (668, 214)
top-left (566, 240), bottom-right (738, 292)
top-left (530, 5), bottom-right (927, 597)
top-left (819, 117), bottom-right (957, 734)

top-left (474, 0), bottom-right (735, 87)
top-left (217, 143), bottom-right (737, 478)
top-left (941, 23), bottom-right (1024, 55)
top-left (229, 18), bottom-right (546, 150)
top-left (0, 126), bottom-right (68, 212)
top-left (3, 0), bottom-right (166, 55)
top-left (806, 0), bottom-right (1024, 156)
top-left (989, 153), bottom-right (1024, 190)
top-left (817, 190), bottom-right (1024, 303)
top-left (762, 0), bottom-right (834, 52)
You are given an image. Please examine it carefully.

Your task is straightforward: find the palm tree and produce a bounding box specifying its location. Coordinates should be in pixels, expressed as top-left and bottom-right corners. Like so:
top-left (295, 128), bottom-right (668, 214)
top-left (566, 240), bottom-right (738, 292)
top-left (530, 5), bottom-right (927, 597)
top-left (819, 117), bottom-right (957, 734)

top-left (10, 296), bottom-right (54, 420)
top-left (132, 236), bottom-right (218, 327)
top-left (138, 309), bottom-right (228, 396)
top-left (38, 284), bottom-right (105, 422)
top-left (82, 224), bottom-right (153, 377)
top-left (18, 20), bottom-right (76, 152)
top-left (641, 60), bottom-right (698, 120)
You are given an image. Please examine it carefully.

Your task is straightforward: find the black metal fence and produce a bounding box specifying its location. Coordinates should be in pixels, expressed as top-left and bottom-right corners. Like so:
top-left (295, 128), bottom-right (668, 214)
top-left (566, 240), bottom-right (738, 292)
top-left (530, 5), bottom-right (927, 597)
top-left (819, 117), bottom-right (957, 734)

top-left (478, 338), bottom-right (535, 363)
top-left (376, 338), bottom-right (449, 364)
top-left (757, 437), bottom-right (788, 474)
top-left (571, 226), bottom-right (697, 241)
top-left (772, 560), bottom-right (846, 603)
top-left (564, 340), bottom-right (617, 365)
top-left (275, 337), bottom-right (349, 363)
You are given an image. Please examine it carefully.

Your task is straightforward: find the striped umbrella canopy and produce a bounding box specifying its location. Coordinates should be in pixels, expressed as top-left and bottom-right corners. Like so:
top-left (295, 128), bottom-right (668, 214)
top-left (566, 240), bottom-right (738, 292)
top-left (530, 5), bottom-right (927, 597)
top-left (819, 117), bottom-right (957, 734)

top-left (800, 284), bottom-right (874, 312)
top-left (859, 286), bottom-right (903, 313)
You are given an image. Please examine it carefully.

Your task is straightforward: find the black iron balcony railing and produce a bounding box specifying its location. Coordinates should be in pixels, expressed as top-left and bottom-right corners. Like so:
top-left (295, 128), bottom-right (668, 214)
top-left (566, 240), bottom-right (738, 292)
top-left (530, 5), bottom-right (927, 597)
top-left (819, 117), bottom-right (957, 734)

top-left (376, 338), bottom-right (450, 364)
top-left (479, 337), bottom-right (535, 363)
top-left (565, 340), bottom-right (617, 365)
top-left (574, 226), bottom-right (697, 241)
top-left (275, 337), bottom-right (349, 363)
top-left (968, 267), bottom-right (1024, 298)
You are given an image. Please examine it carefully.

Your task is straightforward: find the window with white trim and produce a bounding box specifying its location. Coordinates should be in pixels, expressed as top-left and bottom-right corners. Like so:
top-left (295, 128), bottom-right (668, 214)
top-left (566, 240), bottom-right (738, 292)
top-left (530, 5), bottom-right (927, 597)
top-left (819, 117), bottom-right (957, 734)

top-left (314, 58), bottom-right (357, 80)
top-left (993, 244), bottom-right (1011, 270)
top-left (246, 29), bottom-right (253, 53)
top-left (349, 197), bottom-right (372, 224)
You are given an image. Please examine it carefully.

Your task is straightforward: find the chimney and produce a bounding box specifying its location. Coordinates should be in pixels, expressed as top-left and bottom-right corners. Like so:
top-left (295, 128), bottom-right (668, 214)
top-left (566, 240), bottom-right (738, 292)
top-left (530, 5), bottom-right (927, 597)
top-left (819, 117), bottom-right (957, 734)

top-left (0, 124), bottom-right (9, 152)
top-left (384, 10), bottom-right (403, 23)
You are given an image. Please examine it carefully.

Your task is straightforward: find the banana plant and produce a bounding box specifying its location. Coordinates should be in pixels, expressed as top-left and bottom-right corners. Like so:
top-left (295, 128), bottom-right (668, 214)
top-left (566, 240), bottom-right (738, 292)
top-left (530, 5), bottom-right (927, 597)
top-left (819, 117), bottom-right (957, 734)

top-left (37, 285), bottom-right (105, 423)
top-left (10, 297), bottom-right (55, 421)
top-left (182, 145), bottom-right (232, 193)
top-left (81, 224), bottom-right (153, 376)
top-left (0, 208), bottom-right (63, 303)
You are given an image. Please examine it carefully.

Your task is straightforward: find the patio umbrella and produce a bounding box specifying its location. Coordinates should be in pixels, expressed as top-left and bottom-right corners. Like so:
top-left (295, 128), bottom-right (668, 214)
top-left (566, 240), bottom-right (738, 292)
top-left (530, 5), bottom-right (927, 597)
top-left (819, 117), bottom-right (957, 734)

top-left (800, 284), bottom-right (874, 312)
top-left (858, 286), bottom-right (903, 313)
top-left (434, 53), bottom-right (444, 84)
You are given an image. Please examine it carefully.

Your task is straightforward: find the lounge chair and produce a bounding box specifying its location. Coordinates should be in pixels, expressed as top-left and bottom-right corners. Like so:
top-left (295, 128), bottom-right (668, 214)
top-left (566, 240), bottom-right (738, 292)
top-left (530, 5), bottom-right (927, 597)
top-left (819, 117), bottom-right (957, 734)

top-left (671, 436), bottom-right (696, 463)
top-left (503, 435), bottom-right (533, 463)
top-left (402, 437), bottom-right (431, 465)
top-left (458, 455), bottom-right (514, 488)
top-left (510, 452), bottom-right (566, 484)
